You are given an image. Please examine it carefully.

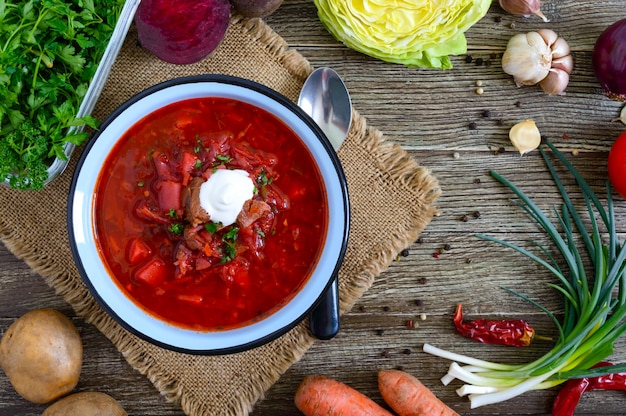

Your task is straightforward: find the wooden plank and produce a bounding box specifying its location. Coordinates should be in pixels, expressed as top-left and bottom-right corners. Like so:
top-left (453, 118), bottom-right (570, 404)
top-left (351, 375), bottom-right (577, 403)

top-left (2, 0), bottom-right (626, 415)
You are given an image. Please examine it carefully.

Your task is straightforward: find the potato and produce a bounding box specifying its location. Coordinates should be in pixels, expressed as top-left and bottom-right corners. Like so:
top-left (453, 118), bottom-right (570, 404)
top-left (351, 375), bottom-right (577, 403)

top-left (230, 0), bottom-right (284, 18)
top-left (43, 392), bottom-right (127, 416)
top-left (0, 308), bottom-right (82, 404)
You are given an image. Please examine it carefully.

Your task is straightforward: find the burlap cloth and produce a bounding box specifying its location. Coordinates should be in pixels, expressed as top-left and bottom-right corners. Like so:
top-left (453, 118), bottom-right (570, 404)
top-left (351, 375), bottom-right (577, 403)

top-left (0, 16), bottom-right (440, 416)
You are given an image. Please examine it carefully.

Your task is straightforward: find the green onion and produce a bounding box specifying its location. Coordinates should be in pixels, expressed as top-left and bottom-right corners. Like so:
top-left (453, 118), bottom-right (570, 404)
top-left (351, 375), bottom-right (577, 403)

top-left (423, 140), bottom-right (626, 408)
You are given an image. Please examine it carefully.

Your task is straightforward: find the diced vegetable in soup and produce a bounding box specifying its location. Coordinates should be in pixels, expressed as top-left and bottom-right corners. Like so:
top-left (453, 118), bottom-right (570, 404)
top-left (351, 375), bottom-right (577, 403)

top-left (94, 98), bottom-right (328, 330)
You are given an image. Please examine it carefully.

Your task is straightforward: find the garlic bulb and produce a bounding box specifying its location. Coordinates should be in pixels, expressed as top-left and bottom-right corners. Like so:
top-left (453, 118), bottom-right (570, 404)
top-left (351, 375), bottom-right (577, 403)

top-left (499, 0), bottom-right (549, 22)
top-left (509, 119), bottom-right (541, 155)
top-left (502, 29), bottom-right (574, 95)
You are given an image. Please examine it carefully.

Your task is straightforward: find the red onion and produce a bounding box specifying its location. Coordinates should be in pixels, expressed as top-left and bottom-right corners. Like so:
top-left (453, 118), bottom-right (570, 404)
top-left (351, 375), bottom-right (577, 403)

top-left (593, 18), bottom-right (626, 101)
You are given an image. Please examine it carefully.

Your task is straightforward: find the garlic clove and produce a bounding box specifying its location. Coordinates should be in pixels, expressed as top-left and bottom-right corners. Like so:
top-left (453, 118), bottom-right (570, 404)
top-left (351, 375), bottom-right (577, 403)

top-left (499, 0), bottom-right (549, 22)
top-left (526, 31), bottom-right (551, 51)
top-left (552, 55), bottom-right (574, 74)
top-left (551, 37), bottom-right (572, 59)
top-left (509, 119), bottom-right (542, 155)
top-left (502, 33), bottom-right (551, 86)
top-left (537, 29), bottom-right (559, 47)
top-left (539, 69), bottom-right (570, 95)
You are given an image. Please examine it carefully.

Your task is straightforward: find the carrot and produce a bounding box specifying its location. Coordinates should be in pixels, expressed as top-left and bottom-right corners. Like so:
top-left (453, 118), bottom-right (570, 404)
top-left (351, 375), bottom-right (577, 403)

top-left (378, 369), bottom-right (459, 416)
top-left (295, 375), bottom-right (394, 416)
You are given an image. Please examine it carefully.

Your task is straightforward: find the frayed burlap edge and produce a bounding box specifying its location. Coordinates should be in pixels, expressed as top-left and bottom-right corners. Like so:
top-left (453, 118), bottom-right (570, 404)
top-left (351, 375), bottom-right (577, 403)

top-left (335, 111), bottom-right (441, 316)
top-left (234, 15), bottom-right (313, 81)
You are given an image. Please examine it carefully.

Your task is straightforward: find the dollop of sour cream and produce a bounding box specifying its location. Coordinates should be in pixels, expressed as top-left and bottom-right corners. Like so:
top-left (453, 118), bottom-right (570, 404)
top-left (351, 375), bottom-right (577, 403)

top-left (199, 169), bottom-right (255, 226)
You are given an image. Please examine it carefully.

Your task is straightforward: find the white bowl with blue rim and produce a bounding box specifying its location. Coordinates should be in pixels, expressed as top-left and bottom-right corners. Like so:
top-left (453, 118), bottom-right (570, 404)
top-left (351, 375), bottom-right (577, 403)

top-left (68, 74), bottom-right (350, 355)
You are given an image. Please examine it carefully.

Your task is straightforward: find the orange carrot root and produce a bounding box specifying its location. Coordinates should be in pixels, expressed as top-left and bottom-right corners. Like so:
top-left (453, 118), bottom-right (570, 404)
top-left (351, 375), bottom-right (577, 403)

top-left (378, 369), bottom-right (459, 416)
top-left (295, 375), bottom-right (394, 416)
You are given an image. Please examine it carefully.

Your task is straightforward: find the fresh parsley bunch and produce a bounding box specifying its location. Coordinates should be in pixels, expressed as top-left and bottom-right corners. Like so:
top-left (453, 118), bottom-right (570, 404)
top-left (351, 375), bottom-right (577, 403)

top-left (0, 0), bottom-right (124, 190)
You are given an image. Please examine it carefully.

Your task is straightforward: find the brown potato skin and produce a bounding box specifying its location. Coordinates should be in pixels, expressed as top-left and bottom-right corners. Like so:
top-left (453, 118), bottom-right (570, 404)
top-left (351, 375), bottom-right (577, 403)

top-left (0, 309), bottom-right (83, 404)
top-left (231, 0), bottom-right (284, 18)
top-left (43, 392), bottom-right (127, 416)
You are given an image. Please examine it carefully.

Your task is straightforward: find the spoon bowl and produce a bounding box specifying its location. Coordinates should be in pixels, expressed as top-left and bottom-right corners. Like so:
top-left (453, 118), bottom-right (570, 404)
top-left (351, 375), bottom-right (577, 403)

top-left (299, 68), bottom-right (352, 151)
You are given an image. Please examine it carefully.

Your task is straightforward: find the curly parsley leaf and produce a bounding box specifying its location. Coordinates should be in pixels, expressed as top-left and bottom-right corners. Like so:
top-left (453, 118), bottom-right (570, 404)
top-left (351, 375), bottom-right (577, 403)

top-left (0, 0), bottom-right (124, 190)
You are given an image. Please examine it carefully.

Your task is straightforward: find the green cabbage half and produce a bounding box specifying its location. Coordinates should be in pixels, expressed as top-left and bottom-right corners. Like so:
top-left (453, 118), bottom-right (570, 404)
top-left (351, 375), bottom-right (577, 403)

top-left (314, 0), bottom-right (492, 69)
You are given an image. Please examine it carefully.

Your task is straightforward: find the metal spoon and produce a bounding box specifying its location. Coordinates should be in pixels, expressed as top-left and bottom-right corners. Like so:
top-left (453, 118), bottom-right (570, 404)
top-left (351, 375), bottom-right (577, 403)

top-left (298, 67), bottom-right (352, 340)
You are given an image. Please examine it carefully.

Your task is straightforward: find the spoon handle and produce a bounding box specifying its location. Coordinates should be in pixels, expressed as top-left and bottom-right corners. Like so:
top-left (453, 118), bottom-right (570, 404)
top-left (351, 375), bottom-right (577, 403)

top-left (309, 276), bottom-right (340, 340)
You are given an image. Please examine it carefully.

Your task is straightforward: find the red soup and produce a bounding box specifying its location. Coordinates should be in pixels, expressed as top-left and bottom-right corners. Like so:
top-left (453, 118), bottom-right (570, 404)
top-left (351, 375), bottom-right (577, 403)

top-left (94, 97), bottom-right (328, 331)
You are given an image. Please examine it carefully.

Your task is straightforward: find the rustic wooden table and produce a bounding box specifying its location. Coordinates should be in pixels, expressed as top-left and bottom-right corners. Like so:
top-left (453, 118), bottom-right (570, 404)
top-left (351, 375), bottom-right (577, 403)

top-left (2, 1), bottom-right (626, 414)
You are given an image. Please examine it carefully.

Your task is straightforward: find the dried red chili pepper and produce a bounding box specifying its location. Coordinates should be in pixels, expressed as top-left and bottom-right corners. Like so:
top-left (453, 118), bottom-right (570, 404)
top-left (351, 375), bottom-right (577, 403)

top-left (551, 362), bottom-right (617, 416)
top-left (453, 303), bottom-right (535, 347)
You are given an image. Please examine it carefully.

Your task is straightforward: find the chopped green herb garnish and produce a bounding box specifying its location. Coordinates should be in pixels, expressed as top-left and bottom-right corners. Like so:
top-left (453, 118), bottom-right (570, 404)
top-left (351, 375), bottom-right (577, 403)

top-left (194, 159), bottom-right (203, 169)
top-left (223, 226), bottom-right (239, 241)
top-left (257, 170), bottom-right (273, 187)
top-left (220, 226), bottom-right (239, 263)
top-left (169, 223), bottom-right (184, 235)
top-left (167, 209), bottom-right (177, 218)
top-left (137, 181), bottom-right (144, 187)
top-left (205, 222), bottom-right (220, 233)
top-left (212, 154), bottom-right (233, 168)
top-left (221, 244), bottom-right (237, 264)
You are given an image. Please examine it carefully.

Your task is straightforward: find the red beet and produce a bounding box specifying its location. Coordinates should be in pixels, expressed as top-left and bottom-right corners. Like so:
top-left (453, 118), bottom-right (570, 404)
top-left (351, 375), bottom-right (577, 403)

top-left (135, 0), bottom-right (231, 65)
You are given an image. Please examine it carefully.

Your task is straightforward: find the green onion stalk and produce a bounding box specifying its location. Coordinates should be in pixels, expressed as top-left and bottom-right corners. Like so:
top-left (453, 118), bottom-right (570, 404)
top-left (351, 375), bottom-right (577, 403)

top-left (423, 140), bottom-right (626, 408)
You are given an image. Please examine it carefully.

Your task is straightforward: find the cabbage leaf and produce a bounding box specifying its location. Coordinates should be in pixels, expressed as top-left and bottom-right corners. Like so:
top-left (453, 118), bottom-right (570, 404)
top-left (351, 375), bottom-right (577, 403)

top-left (314, 0), bottom-right (492, 69)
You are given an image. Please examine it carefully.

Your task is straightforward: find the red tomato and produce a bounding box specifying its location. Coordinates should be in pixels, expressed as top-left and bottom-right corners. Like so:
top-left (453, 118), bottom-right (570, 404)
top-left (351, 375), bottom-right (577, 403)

top-left (608, 130), bottom-right (626, 199)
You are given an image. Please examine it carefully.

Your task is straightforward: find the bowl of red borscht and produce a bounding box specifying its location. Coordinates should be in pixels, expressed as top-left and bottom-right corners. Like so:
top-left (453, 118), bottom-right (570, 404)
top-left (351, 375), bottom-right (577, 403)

top-left (68, 75), bottom-right (349, 354)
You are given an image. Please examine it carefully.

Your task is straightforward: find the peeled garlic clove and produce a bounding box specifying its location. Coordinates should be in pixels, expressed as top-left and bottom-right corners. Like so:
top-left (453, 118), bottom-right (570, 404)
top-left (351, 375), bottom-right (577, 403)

top-left (499, 0), bottom-right (549, 22)
top-left (509, 119), bottom-right (542, 155)
top-left (502, 33), bottom-right (551, 86)
top-left (539, 69), bottom-right (570, 95)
